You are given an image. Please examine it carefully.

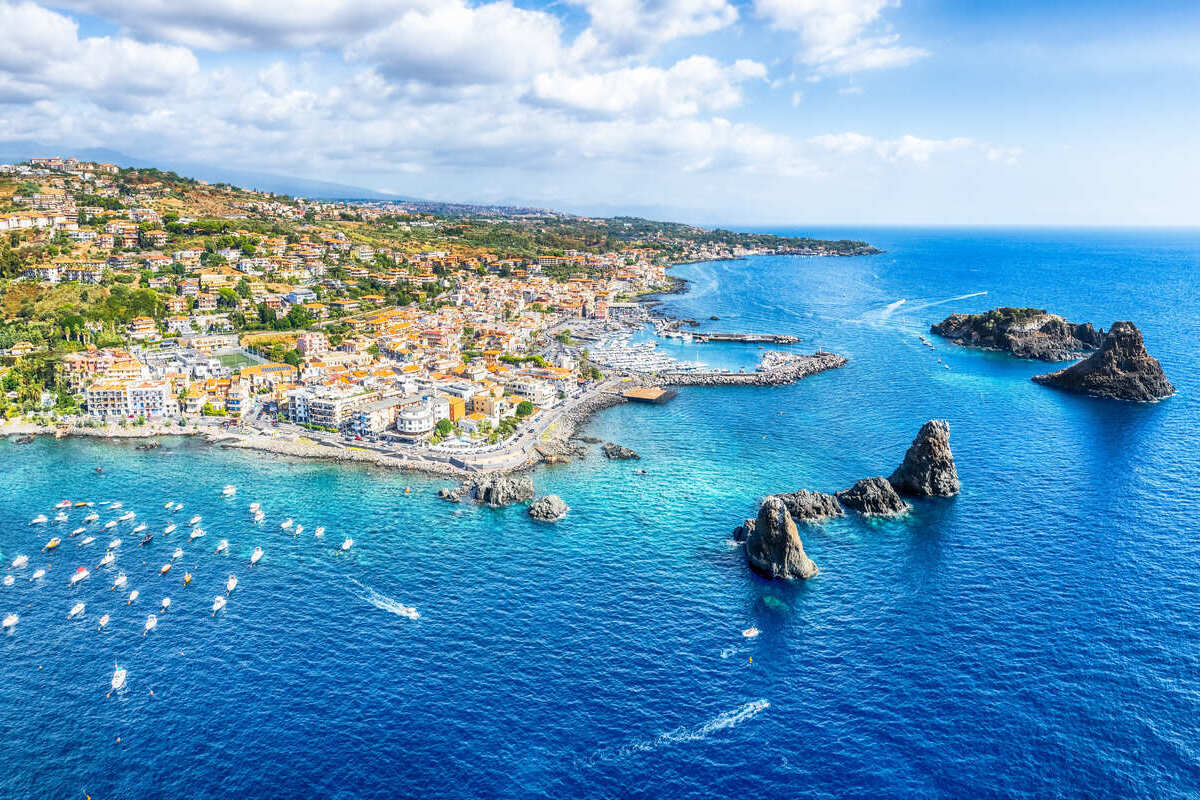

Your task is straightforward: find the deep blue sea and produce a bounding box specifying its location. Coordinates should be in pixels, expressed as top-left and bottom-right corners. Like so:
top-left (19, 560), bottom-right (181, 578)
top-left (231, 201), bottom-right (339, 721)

top-left (3, 228), bottom-right (1199, 799)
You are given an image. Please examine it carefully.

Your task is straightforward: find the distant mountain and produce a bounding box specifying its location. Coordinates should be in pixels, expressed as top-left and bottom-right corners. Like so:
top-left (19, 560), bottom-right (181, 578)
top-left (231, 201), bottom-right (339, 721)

top-left (0, 142), bottom-right (419, 202)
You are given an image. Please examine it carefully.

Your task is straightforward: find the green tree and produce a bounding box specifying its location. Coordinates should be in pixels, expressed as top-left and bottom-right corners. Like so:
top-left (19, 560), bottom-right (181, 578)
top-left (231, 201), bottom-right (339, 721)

top-left (435, 418), bottom-right (453, 436)
top-left (515, 400), bottom-right (534, 417)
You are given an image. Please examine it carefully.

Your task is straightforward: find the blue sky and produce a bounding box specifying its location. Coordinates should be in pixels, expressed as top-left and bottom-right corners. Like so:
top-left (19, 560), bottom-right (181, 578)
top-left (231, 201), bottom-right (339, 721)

top-left (1, 0), bottom-right (1197, 225)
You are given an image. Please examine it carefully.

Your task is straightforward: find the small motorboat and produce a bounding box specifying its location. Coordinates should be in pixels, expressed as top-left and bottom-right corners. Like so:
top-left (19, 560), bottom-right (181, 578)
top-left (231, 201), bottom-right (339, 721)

top-left (98, 614), bottom-right (110, 630)
top-left (142, 614), bottom-right (157, 635)
top-left (71, 527), bottom-right (86, 537)
top-left (68, 602), bottom-right (85, 619)
top-left (111, 573), bottom-right (127, 591)
top-left (164, 501), bottom-right (174, 509)
top-left (127, 590), bottom-right (139, 605)
top-left (118, 512), bottom-right (135, 522)
top-left (43, 537), bottom-right (62, 551)
top-left (163, 523), bottom-right (177, 535)
top-left (103, 520), bottom-right (118, 530)
top-left (79, 536), bottom-right (95, 547)
top-left (30, 515), bottom-right (48, 525)
top-left (183, 572), bottom-right (193, 586)
top-left (294, 524), bottom-right (304, 537)
top-left (161, 597), bottom-right (171, 612)
top-left (215, 540), bottom-right (229, 554)
top-left (107, 538), bottom-right (121, 550)
top-left (211, 595), bottom-right (227, 616)
top-left (54, 511), bottom-right (68, 523)
top-left (341, 538), bottom-right (354, 552)
top-left (280, 519), bottom-right (293, 530)
top-left (55, 500), bottom-right (72, 509)
top-left (74, 501), bottom-right (91, 508)
top-left (189, 528), bottom-right (206, 541)
top-left (132, 523), bottom-right (147, 534)
top-left (2, 613), bottom-right (17, 630)
top-left (84, 512), bottom-right (99, 523)
top-left (31, 568), bottom-right (45, 581)
top-left (139, 533), bottom-right (153, 547)
top-left (170, 503), bottom-right (182, 513)
top-left (188, 515), bottom-right (202, 526)
top-left (11, 555), bottom-right (28, 569)
top-left (226, 575), bottom-right (238, 594)
top-left (160, 563), bottom-right (172, 575)
top-left (742, 627), bottom-right (760, 638)
top-left (314, 527), bottom-right (325, 539)
top-left (110, 664), bottom-right (126, 693)
top-left (250, 546), bottom-right (264, 566)
top-left (253, 510), bottom-right (265, 523)
top-left (171, 548), bottom-right (183, 560)
top-left (222, 485), bottom-right (236, 497)
top-left (109, 502), bottom-right (122, 509)
top-left (249, 502), bottom-right (260, 512)
top-left (2, 576), bottom-right (12, 587)
top-left (99, 552), bottom-right (115, 567)
top-left (70, 567), bottom-right (90, 585)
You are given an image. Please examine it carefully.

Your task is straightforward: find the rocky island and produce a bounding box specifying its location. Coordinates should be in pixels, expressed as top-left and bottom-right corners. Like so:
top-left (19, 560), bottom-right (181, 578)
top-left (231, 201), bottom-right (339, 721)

top-left (931, 307), bottom-right (1104, 361)
top-left (743, 497), bottom-right (819, 580)
top-left (439, 474), bottom-right (535, 507)
top-left (889, 419), bottom-right (961, 497)
top-left (528, 495), bottom-right (569, 521)
top-left (1032, 321), bottom-right (1175, 402)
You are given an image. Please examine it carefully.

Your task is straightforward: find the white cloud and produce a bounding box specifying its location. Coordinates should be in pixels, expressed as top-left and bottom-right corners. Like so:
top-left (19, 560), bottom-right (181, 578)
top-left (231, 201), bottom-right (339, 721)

top-left (809, 131), bottom-right (974, 161)
top-left (529, 57), bottom-right (766, 119)
top-left (753, 0), bottom-right (928, 75)
top-left (570, 0), bottom-right (738, 57)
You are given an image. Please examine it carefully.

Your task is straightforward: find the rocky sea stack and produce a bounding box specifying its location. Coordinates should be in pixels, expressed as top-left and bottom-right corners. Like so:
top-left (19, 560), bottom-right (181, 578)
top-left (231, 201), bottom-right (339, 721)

top-left (601, 442), bottom-right (640, 460)
top-left (439, 474), bottom-right (535, 507)
top-left (889, 420), bottom-right (960, 497)
top-left (775, 489), bottom-right (845, 523)
top-left (931, 307), bottom-right (1103, 361)
top-left (837, 477), bottom-right (910, 516)
top-left (528, 495), bottom-right (569, 521)
top-left (1031, 321), bottom-right (1175, 402)
top-left (744, 497), bottom-right (818, 580)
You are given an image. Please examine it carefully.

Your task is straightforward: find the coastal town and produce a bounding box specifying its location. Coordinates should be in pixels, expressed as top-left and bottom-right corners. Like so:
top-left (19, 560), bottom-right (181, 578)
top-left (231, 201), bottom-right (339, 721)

top-left (0, 157), bottom-right (869, 473)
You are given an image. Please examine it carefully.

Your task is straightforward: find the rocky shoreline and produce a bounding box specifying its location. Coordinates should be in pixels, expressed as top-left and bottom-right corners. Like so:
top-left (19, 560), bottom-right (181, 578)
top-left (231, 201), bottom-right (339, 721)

top-left (931, 307), bottom-right (1104, 361)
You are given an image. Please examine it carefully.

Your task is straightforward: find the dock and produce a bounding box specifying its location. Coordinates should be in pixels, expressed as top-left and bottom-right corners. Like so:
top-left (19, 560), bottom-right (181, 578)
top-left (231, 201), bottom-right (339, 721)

top-left (621, 386), bottom-right (678, 404)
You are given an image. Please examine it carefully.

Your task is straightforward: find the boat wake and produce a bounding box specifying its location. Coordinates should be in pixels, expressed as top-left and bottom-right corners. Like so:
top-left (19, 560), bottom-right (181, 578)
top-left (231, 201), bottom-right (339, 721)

top-left (879, 298), bottom-right (907, 319)
top-left (587, 699), bottom-right (769, 764)
top-left (349, 579), bottom-right (419, 620)
top-left (907, 290), bottom-right (988, 312)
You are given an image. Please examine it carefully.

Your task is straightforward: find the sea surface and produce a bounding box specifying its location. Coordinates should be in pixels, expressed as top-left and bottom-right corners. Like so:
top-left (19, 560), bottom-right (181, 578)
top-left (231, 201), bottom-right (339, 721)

top-left (3, 227), bottom-right (1199, 799)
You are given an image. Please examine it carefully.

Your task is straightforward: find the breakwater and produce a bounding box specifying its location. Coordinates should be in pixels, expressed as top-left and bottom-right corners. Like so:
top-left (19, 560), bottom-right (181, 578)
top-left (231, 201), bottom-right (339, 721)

top-left (647, 351), bottom-right (847, 387)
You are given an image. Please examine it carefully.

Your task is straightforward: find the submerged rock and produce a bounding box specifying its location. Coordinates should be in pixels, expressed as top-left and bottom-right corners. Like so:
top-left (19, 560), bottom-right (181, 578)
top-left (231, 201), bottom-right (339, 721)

top-left (528, 495), bottom-right (569, 521)
top-left (837, 477), bottom-right (910, 517)
top-left (437, 487), bottom-right (462, 502)
top-left (931, 307), bottom-right (1104, 361)
top-left (744, 497), bottom-right (818, 580)
top-left (775, 489), bottom-right (844, 523)
top-left (889, 420), bottom-right (960, 498)
top-left (1031, 321), bottom-right (1175, 402)
top-left (601, 442), bottom-right (640, 460)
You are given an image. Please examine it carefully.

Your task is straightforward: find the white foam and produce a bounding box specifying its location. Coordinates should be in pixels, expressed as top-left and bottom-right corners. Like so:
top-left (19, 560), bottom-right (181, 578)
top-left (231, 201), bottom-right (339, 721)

top-left (591, 699), bottom-right (769, 762)
top-left (349, 578), bottom-right (419, 620)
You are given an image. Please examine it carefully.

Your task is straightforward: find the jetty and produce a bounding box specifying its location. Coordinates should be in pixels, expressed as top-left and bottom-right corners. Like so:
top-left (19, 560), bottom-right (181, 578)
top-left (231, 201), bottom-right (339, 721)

top-left (621, 386), bottom-right (677, 404)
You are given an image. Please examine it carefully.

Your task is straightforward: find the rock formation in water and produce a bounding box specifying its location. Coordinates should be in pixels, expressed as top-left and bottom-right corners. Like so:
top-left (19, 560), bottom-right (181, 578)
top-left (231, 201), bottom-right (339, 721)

top-left (836, 477), bottom-right (910, 516)
top-left (440, 474), bottom-right (535, 507)
top-left (889, 420), bottom-right (960, 497)
top-left (528, 495), bottom-right (569, 521)
top-left (743, 497), bottom-right (818, 580)
top-left (776, 489), bottom-right (845, 523)
top-left (732, 518), bottom-right (755, 543)
top-left (602, 442), bottom-right (640, 460)
top-left (1031, 321), bottom-right (1175, 402)
top-left (931, 307), bottom-right (1104, 361)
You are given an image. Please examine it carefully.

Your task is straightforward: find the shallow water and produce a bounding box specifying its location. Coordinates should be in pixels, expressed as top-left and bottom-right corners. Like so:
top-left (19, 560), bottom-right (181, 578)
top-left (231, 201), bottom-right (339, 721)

top-left (2, 228), bottom-right (1199, 798)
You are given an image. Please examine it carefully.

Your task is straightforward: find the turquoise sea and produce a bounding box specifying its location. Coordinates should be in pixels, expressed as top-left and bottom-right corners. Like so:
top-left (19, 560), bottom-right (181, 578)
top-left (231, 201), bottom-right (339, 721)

top-left (2, 227), bottom-right (1198, 798)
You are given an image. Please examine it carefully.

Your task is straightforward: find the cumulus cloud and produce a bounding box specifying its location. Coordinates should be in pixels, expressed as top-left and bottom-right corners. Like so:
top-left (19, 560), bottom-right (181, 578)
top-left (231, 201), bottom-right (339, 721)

top-left (528, 57), bottom-right (766, 119)
top-left (809, 131), bottom-right (974, 161)
top-left (754, 0), bottom-right (928, 75)
top-left (570, 0), bottom-right (738, 57)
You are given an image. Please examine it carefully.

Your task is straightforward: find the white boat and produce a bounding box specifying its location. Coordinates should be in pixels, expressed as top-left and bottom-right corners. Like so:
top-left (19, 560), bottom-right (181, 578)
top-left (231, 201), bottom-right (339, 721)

top-left (172, 548), bottom-right (183, 560)
top-left (189, 528), bottom-right (206, 541)
top-left (84, 512), bottom-right (99, 523)
top-left (249, 546), bottom-right (264, 566)
top-left (142, 614), bottom-right (157, 635)
top-left (2, 576), bottom-right (12, 587)
top-left (118, 512), bottom-right (135, 522)
top-left (164, 524), bottom-right (177, 535)
top-left (98, 614), bottom-right (110, 630)
top-left (215, 540), bottom-right (229, 554)
top-left (742, 627), bottom-right (760, 638)
top-left (132, 523), bottom-right (147, 534)
top-left (103, 520), bottom-right (117, 530)
top-left (80, 536), bottom-right (95, 546)
top-left (70, 567), bottom-right (90, 585)
top-left (127, 590), bottom-right (139, 605)
top-left (109, 502), bottom-right (122, 509)
top-left (54, 511), bottom-right (68, 523)
top-left (170, 503), bottom-right (182, 512)
top-left (341, 538), bottom-right (354, 551)
top-left (253, 510), bottom-right (265, 522)
top-left (226, 575), bottom-right (237, 594)
top-left (249, 502), bottom-right (261, 512)
top-left (30, 515), bottom-right (48, 525)
top-left (55, 499), bottom-right (72, 509)
top-left (211, 595), bottom-right (227, 616)
top-left (111, 573), bottom-right (127, 590)
top-left (99, 552), bottom-right (115, 567)
top-left (11, 555), bottom-right (28, 569)
top-left (188, 515), bottom-right (202, 526)
top-left (160, 563), bottom-right (172, 575)
top-left (31, 568), bottom-right (45, 581)
top-left (1, 613), bottom-right (17, 630)
top-left (68, 602), bottom-right (85, 619)
top-left (222, 485), bottom-right (237, 497)
top-left (314, 527), bottom-right (325, 539)
top-left (71, 527), bottom-right (86, 536)
top-left (110, 664), bottom-right (126, 691)
top-left (164, 501), bottom-right (174, 509)
top-left (160, 597), bottom-right (171, 611)
top-left (107, 538), bottom-right (121, 550)
top-left (280, 519), bottom-right (293, 530)
top-left (294, 524), bottom-right (304, 536)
